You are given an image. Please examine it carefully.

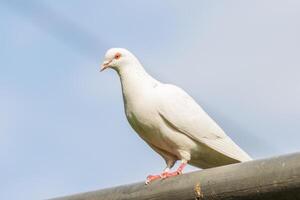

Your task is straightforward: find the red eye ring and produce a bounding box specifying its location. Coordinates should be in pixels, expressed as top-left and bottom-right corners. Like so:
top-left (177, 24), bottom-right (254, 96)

top-left (114, 52), bottom-right (121, 60)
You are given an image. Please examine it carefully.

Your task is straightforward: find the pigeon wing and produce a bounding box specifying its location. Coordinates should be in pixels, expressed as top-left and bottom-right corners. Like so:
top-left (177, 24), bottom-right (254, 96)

top-left (157, 84), bottom-right (252, 162)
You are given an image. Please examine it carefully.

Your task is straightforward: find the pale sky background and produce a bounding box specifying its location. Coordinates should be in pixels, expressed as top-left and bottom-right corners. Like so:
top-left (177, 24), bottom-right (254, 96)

top-left (1, 0), bottom-right (300, 199)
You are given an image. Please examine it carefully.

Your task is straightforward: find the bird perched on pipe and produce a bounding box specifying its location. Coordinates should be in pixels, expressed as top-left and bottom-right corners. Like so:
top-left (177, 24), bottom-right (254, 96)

top-left (100, 48), bottom-right (252, 184)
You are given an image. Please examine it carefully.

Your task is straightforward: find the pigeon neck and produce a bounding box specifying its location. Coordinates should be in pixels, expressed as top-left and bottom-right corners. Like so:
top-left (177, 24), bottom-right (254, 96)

top-left (117, 63), bottom-right (159, 105)
top-left (117, 60), bottom-right (156, 83)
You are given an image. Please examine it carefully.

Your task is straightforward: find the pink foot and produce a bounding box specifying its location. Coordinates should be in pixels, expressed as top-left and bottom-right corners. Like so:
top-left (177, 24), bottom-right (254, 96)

top-left (145, 162), bottom-right (187, 184)
top-left (161, 170), bottom-right (181, 178)
top-left (145, 174), bottom-right (161, 184)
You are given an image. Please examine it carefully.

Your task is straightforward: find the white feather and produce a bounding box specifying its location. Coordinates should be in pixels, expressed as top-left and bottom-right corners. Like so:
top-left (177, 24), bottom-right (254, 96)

top-left (157, 84), bottom-right (252, 162)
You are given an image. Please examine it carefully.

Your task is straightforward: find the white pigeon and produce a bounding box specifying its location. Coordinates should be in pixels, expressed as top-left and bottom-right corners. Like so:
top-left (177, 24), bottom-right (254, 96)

top-left (101, 48), bottom-right (252, 184)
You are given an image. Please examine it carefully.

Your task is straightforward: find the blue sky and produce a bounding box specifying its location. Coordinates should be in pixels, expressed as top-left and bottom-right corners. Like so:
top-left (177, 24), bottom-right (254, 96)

top-left (1, 0), bottom-right (300, 199)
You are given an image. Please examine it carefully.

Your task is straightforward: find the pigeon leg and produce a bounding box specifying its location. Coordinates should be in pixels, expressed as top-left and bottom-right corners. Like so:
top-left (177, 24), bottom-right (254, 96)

top-left (161, 160), bottom-right (187, 178)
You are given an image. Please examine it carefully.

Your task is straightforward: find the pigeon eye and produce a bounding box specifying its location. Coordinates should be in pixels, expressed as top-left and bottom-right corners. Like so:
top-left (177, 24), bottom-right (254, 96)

top-left (114, 53), bottom-right (121, 60)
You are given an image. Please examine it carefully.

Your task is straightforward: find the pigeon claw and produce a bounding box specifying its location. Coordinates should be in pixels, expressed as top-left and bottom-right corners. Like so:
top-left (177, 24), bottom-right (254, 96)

top-left (145, 174), bottom-right (161, 184)
top-left (145, 163), bottom-right (186, 184)
top-left (161, 171), bottom-right (181, 179)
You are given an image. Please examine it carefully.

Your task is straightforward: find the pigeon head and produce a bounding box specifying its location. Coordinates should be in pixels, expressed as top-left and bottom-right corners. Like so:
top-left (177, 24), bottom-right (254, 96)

top-left (101, 48), bottom-right (139, 73)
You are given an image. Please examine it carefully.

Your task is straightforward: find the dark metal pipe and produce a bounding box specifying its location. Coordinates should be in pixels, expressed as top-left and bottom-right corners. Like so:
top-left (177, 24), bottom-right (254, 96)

top-left (51, 153), bottom-right (300, 200)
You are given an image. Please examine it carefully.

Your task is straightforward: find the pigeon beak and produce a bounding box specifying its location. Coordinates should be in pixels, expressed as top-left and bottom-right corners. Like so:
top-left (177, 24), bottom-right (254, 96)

top-left (100, 60), bottom-right (112, 72)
